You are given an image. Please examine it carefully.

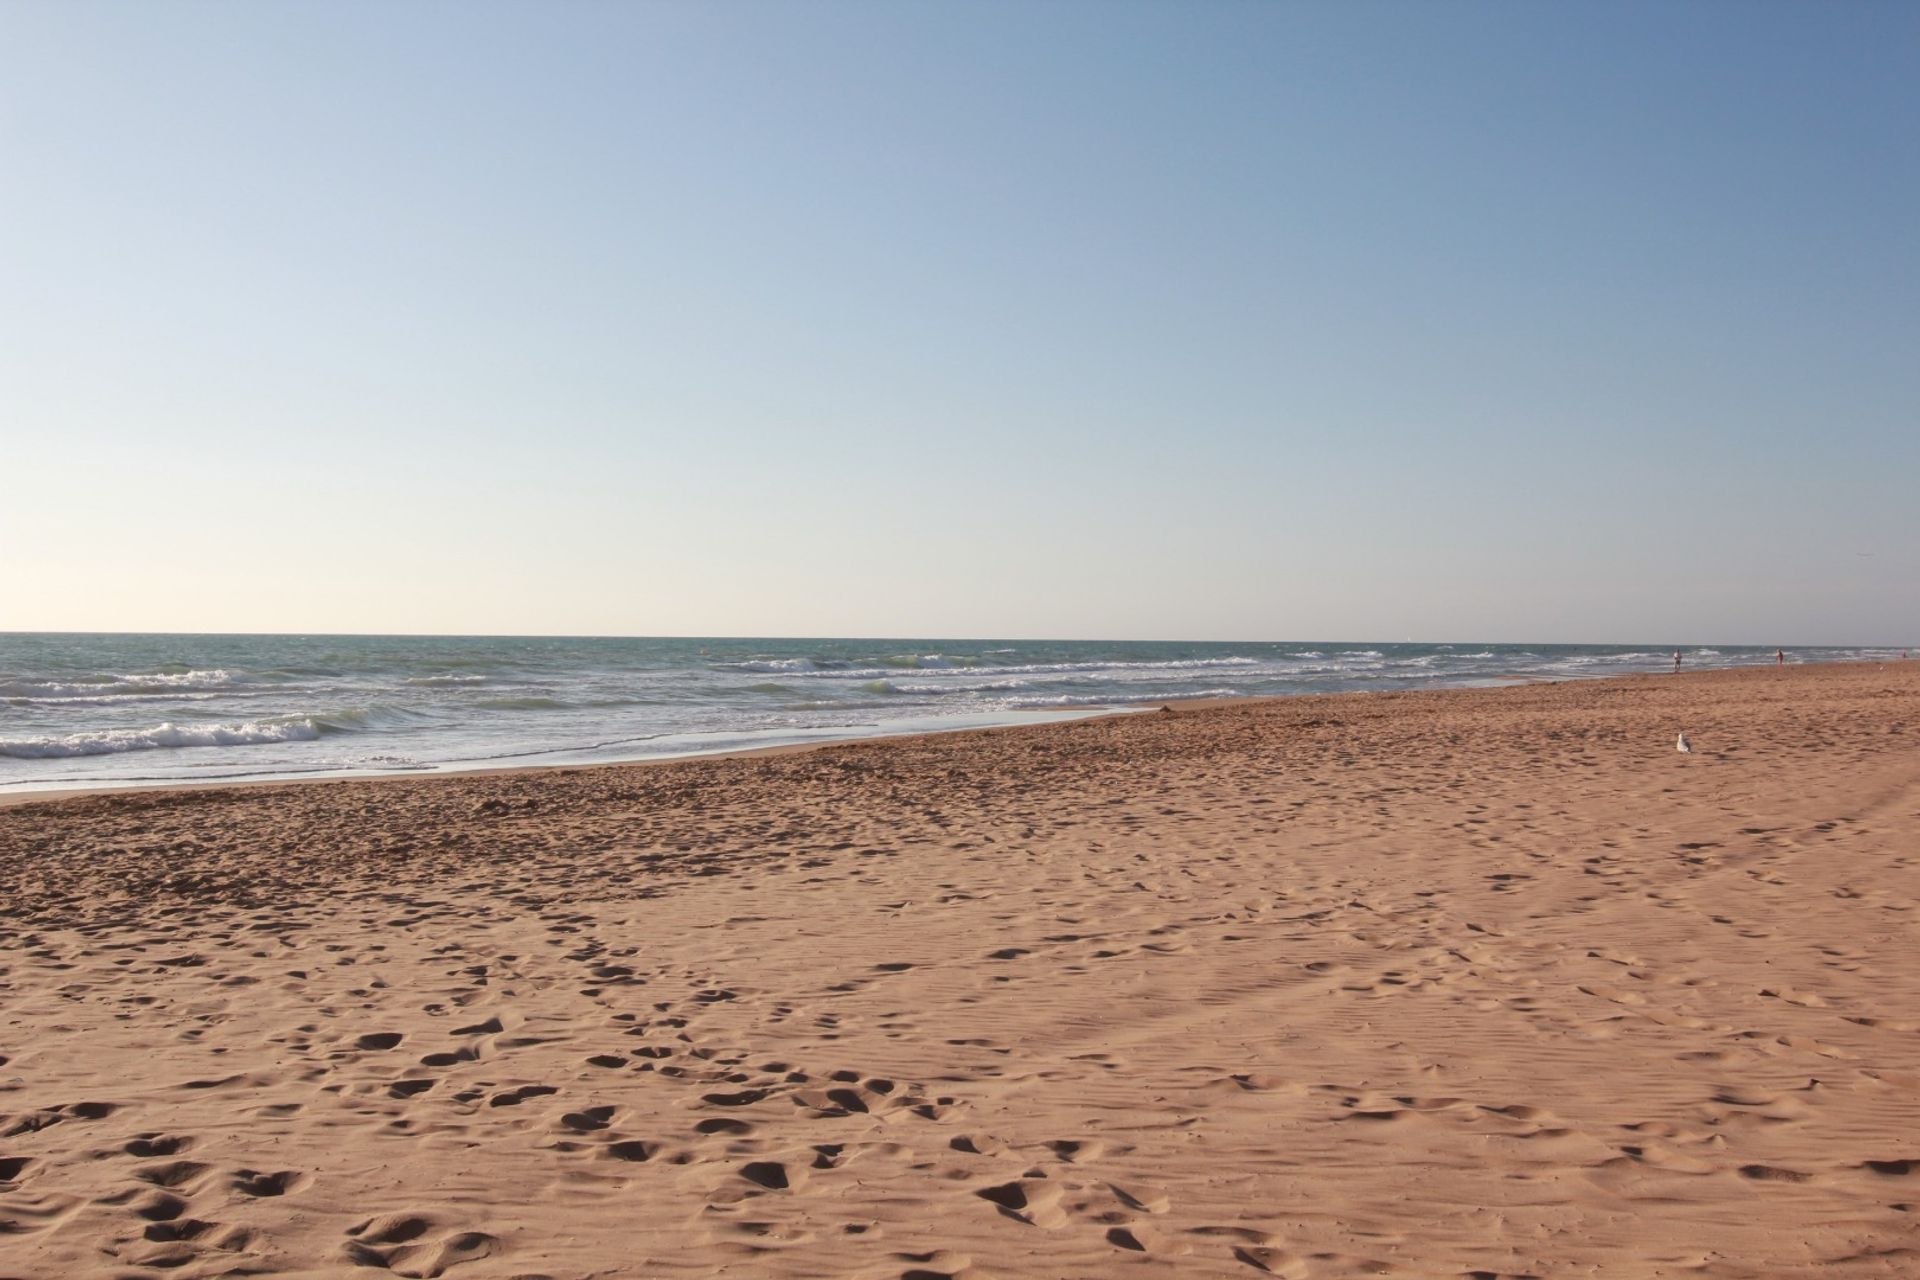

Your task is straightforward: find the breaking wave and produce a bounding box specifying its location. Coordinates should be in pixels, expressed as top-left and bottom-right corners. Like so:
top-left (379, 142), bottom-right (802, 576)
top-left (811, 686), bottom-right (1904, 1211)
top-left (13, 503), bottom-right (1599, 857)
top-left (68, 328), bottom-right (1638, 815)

top-left (0, 669), bottom-right (248, 700)
top-left (0, 717), bottom-right (335, 759)
top-left (718, 656), bottom-right (1262, 681)
top-left (4, 636), bottom-right (1894, 790)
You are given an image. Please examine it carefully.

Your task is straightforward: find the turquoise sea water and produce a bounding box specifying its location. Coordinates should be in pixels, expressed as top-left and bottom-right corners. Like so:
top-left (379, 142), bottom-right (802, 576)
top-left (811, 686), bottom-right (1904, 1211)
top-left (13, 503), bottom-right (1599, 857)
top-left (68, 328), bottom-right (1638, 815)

top-left (0, 635), bottom-right (1897, 794)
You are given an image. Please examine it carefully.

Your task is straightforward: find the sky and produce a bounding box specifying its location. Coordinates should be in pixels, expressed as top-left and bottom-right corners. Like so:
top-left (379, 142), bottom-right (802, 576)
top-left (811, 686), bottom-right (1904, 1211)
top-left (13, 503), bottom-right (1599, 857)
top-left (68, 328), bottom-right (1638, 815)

top-left (1, 1), bottom-right (1914, 644)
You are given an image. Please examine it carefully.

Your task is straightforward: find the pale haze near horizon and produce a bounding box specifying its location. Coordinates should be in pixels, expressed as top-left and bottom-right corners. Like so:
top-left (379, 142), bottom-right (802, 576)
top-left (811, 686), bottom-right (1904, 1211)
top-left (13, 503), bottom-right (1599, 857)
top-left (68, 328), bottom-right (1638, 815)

top-left (2, 1), bottom-right (1914, 645)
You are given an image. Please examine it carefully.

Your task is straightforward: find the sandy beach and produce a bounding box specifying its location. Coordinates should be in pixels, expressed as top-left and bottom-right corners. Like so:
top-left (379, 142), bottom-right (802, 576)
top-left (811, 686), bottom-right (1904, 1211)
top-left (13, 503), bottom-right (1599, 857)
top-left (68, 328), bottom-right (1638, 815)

top-left (2, 661), bottom-right (1916, 1279)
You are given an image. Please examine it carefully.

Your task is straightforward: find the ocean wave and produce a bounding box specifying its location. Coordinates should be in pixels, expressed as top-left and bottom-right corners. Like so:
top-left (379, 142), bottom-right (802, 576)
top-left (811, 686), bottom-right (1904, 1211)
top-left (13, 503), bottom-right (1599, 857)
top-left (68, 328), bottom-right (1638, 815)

top-left (986, 656), bottom-right (1262, 676)
top-left (0, 717), bottom-right (332, 759)
top-left (722, 658), bottom-right (826, 674)
top-left (724, 653), bottom-right (983, 674)
top-left (408, 655), bottom-right (512, 670)
top-left (4, 691), bottom-right (228, 708)
top-left (729, 656), bottom-right (1265, 682)
top-left (119, 668), bottom-right (243, 687)
top-left (890, 678), bottom-right (1028, 695)
top-left (6, 639), bottom-right (1860, 790)
top-left (0, 668), bottom-right (248, 700)
top-left (1007, 687), bottom-right (1241, 709)
top-left (1553, 652), bottom-right (1667, 666)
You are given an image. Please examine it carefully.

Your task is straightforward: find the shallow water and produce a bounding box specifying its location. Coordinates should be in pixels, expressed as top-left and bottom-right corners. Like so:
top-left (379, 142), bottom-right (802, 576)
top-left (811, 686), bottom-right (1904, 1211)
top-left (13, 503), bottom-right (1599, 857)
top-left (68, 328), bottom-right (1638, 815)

top-left (0, 634), bottom-right (1888, 792)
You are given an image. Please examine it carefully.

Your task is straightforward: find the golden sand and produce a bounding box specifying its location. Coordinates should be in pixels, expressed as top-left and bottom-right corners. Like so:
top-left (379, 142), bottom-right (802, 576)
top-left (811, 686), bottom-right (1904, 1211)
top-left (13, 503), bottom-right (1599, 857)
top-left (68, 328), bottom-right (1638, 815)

top-left (3, 661), bottom-right (1917, 1278)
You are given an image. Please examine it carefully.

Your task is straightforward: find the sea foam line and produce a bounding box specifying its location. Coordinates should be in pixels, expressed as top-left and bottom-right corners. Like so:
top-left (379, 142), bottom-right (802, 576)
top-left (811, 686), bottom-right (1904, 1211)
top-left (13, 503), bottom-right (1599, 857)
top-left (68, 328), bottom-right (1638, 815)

top-left (0, 717), bottom-right (331, 759)
top-left (0, 668), bottom-right (248, 700)
top-left (720, 656), bottom-right (1264, 679)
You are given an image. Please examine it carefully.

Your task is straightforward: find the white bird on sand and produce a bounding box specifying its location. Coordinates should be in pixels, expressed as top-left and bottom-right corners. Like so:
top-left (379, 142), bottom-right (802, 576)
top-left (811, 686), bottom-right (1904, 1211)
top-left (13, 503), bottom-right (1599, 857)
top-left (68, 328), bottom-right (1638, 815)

top-left (1676, 732), bottom-right (1692, 753)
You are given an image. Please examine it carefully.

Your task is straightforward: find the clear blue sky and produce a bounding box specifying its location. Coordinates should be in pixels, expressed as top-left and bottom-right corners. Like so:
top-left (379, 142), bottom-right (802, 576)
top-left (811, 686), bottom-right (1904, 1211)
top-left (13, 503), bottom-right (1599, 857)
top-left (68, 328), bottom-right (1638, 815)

top-left (3, 1), bottom-right (1914, 642)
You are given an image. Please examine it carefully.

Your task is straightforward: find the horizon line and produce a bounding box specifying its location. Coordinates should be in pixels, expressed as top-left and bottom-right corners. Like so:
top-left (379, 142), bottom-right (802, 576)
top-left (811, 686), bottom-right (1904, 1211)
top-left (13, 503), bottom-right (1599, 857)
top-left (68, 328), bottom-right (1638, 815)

top-left (0, 630), bottom-right (1907, 649)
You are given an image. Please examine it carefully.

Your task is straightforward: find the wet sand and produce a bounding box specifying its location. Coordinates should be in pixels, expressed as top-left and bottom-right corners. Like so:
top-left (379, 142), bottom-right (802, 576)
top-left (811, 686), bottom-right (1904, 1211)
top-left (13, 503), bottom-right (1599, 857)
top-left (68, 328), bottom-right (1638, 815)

top-left (2, 661), bottom-right (1917, 1278)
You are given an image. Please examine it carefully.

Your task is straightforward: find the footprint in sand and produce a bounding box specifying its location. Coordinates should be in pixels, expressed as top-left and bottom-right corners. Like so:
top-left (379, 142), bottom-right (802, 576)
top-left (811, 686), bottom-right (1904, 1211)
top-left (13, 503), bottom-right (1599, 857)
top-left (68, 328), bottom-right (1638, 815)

top-left (695, 1117), bottom-right (755, 1137)
top-left (560, 1105), bottom-right (617, 1132)
top-left (135, 1159), bottom-right (215, 1192)
top-left (1738, 1163), bottom-right (1815, 1183)
top-left (232, 1168), bottom-right (310, 1196)
top-left (605, 1138), bottom-right (663, 1162)
top-left (1103, 1221), bottom-right (1188, 1255)
top-left (344, 1213), bottom-right (501, 1277)
top-left (739, 1159), bottom-right (798, 1190)
top-left (1109, 1182), bottom-right (1171, 1214)
top-left (138, 1217), bottom-right (252, 1251)
top-left (126, 1189), bottom-right (190, 1222)
top-left (1043, 1138), bottom-right (1111, 1163)
top-left (948, 1134), bottom-right (1005, 1156)
top-left (1187, 1227), bottom-right (1306, 1276)
top-left (975, 1178), bottom-right (1067, 1228)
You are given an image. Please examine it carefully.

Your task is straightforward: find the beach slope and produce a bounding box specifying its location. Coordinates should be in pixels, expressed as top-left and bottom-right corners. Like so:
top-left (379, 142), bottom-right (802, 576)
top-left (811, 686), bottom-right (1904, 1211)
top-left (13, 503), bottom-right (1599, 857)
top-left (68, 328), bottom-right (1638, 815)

top-left (3, 662), bottom-right (1917, 1278)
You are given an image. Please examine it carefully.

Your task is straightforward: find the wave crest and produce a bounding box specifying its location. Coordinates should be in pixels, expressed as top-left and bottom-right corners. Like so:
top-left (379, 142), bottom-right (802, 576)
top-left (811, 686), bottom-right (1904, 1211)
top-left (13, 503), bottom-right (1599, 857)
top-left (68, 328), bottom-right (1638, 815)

top-left (0, 717), bottom-right (330, 759)
top-left (0, 669), bottom-right (247, 700)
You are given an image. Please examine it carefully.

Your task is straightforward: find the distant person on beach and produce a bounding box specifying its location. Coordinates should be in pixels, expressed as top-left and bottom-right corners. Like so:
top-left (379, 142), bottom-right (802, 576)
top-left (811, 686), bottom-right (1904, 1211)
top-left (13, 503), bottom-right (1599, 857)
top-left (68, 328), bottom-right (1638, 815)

top-left (1673, 651), bottom-right (1683, 673)
top-left (1777, 649), bottom-right (1786, 665)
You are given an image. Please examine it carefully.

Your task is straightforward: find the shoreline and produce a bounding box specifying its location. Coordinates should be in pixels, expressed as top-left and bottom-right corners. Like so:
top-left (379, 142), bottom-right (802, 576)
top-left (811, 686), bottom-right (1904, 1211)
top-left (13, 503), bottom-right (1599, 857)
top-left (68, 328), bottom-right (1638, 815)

top-left (4, 658), bottom-right (1917, 1277)
top-left (0, 657), bottom-right (1883, 812)
top-left (0, 704), bottom-right (1134, 810)
top-left (7, 639), bottom-right (1897, 807)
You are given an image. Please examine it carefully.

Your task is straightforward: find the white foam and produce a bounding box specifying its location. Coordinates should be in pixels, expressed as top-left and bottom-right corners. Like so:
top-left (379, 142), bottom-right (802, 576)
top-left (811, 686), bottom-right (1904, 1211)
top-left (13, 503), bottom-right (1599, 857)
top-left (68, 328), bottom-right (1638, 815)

top-left (1008, 687), bottom-right (1241, 708)
top-left (0, 718), bottom-right (323, 759)
top-left (1555, 652), bottom-right (1665, 666)
top-left (724, 659), bottom-right (821, 674)
top-left (890, 678), bottom-right (1028, 695)
top-left (2, 691), bottom-right (226, 707)
top-left (724, 656), bottom-right (1264, 682)
top-left (0, 669), bottom-right (245, 700)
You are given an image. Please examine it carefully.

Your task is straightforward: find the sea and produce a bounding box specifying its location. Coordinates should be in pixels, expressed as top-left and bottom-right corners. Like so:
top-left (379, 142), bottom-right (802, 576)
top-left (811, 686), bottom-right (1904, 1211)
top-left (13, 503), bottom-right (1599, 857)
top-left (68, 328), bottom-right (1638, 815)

top-left (0, 635), bottom-right (1900, 795)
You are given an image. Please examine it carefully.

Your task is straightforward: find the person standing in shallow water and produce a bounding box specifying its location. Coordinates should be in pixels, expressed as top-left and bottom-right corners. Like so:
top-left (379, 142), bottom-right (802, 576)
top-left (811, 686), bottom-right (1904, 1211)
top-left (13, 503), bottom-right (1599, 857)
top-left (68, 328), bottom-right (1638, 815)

top-left (1673, 651), bottom-right (1683, 674)
top-left (1778, 649), bottom-right (1786, 666)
